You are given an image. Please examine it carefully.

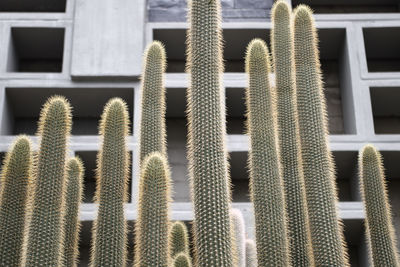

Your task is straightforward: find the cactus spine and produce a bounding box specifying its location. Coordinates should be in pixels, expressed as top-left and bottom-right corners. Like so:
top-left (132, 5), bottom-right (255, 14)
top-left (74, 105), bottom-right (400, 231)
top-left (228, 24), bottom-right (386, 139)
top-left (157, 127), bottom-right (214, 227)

top-left (135, 152), bottom-right (171, 267)
top-left (245, 240), bottom-right (257, 267)
top-left (90, 98), bottom-right (130, 267)
top-left (294, 6), bottom-right (349, 267)
top-left (359, 145), bottom-right (400, 267)
top-left (173, 253), bottom-right (192, 267)
top-left (245, 38), bottom-right (290, 267)
top-left (271, 1), bottom-right (314, 266)
top-left (22, 96), bottom-right (72, 267)
top-left (63, 157), bottom-right (84, 267)
top-left (186, 0), bottom-right (233, 266)
top-left (0, 136), bottom-right (32, 266)
top-left (170, 221), bottom-right (190, 258)
top-left (139, 41), bottom-right (167, 163)
top-left (231, 209), bottom-right (246, 267)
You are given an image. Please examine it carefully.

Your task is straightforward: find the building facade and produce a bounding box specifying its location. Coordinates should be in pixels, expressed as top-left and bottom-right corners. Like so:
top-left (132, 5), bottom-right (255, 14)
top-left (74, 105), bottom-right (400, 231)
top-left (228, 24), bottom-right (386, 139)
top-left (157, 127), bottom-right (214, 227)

top-left (0, 0), bottom-right (400, 266)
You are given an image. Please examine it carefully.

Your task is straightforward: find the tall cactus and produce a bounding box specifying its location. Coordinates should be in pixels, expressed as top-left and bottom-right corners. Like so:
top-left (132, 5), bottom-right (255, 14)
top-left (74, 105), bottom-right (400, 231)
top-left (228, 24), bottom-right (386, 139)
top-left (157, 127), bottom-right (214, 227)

top-left (22, 96), bottom-right (72, 267)
top-left (173, 253), bottom-right (192, 267)
top-left (245, 239), bottom-right (257, 267)
top-left (170, 221), bottom-right (190, 258)
top-left (186, 0), bottom-right (233, 266)
top-left (135, 152), bottom-right (171, 267)
top-left (245, 38), bottom-right (290, 267)
top-left (294, 5), bottom-right (349, 267)
top-left (0, 136), bottom-right (32, 266)
top-left (359, 145), bottom-right (400, 267)
top-left (271, 1), bottom-right (314, 265)
top-left (231, 209), bottom-right (246, 267)
top-left (90, 98), bottom-right (130, 267)
top-left (139, 41), bottom-right (167, 163)
top-left (63, 157), bottom-right (84, 267)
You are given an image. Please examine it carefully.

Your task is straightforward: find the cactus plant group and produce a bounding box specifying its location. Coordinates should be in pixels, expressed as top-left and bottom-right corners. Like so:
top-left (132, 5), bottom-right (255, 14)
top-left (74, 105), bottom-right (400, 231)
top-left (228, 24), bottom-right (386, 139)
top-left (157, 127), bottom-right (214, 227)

top-left (0, 1), bottom-right (399, 267)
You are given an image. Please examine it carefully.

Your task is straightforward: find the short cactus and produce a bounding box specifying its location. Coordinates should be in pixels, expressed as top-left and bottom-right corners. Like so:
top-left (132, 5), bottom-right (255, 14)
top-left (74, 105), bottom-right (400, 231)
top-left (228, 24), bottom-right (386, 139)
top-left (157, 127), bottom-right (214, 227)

top-left (139, 41), bottom-right (167, 163)
top-left (173, 253), bottom-right (192, 267)
top-left (231, 209), bottom-right (246, 267)
top-left (245, 240), bottom-right (257, 267)
top-left (135, 153), bottom-right (171, 267)
top-left (22, 96), bottom-right (72, 267)
top-left (294, 5), bottom-right (349, 267)
top-left (359, 145), bottom-right (400, 267)
top-left (186, 0), bottom-right (234, 266)
top-left (170, 221), bottom-right (190, 258)
top-left (245, 38), bottom-right (290, 267)
top-left (90, 98), bottom-right (130, 267)
top-left (63, 157), bottom-right (84, 267)
top-left (271, 1), bottom-right (314, 265)
top-left (0, 136), bottom-right (32, 266)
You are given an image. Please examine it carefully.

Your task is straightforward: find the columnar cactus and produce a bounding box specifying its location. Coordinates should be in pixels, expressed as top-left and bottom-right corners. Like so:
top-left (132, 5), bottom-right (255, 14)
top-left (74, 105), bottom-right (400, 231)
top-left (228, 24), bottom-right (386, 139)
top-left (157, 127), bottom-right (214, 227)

top-left (170, 221), bottom-right (190, 258)
top-left (359, 145), bottom-right (400, 267)
top-left (271, 1), bottom-right (314, 265)
top-left (245, 240), bottom-right (257, 267)
top-left (173, 253), bottom-right (192, 267)
top-left (245, 38), bottom-right (290, 267)
top-left (186, 0), bottom-right (233, 266)
top-left (22, 96), bottom-right (72, 267)
top-left (294, 6), bottom-right (349, 267)
top-left (139, 41), bottom-right (167, 163)
top-left (90, 98), bottom-right (130, 267)
top-left (231, 209), bottom-right (246, 267)
top-left (135, 152), bottom-right (171, 267)
top-left (0, 136), bottom-right (32, 266)
top-left (63, 157), bottom-right (84, 267)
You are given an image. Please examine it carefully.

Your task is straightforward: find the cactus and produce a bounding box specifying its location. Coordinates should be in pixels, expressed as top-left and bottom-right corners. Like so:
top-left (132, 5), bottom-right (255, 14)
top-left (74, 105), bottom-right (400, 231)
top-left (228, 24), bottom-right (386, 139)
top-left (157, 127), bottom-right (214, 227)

top-left (231, 209), bottom-right (246, 267)
top-left (245, 240), bottom-right (257, 267)
top-left (359, 145), bottom-right (400, 267)
top-left (0, 136), bottom-right (32, 266)
top-left (22, 96), bottom-right (72, 267)
top-left (63, 157), bottom-right (84, 267)
top-left (271, 1), bottom-right (314, 266)
top-left (170, 221), bottom-right (190, 258)
top-left (90, 98), bottom-right (130, 267)
top-left (245, 38), bottom-right (290, 267)
top-left (135, 152), bottom-right (171, 267)
top-left (173, 253), bottom-right (192, 267)
top-left (139, 41), bottom-right (167, 163)
top-left (293, 6), bottom-right (349, 267)
top-left (186, 0), bottom-right (233, 266)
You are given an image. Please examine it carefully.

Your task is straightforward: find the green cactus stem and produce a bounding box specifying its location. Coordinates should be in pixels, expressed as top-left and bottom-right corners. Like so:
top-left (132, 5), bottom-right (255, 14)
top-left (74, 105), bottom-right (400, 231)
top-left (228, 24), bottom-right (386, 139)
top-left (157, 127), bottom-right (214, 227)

top-left (245, 38), bottom-right (290, 267)
top-left (139, 41), bottom-right (167, 163)
top-left (173, 253), bottom-right (192, 267)
top-left (135, 153), bottom-right (171, 267)
top-left (22, 96), bottom-right (72, 267)
top-left (170, 221), bottom-right (190, 258)
top-left (63, 157), bottom-right (84, 267)
top-left (186, 0), bottom-right (234, 266)
top-left (359, 145), bottom-right (400, 267)
top-left (0, 136), bottom-right (32, 266)
top-left (294, 5), bottom-right (349, 267)
top-left (271, 1), bottom-right (314, 266)
top-left (90, 98), bottom-right (130, 267)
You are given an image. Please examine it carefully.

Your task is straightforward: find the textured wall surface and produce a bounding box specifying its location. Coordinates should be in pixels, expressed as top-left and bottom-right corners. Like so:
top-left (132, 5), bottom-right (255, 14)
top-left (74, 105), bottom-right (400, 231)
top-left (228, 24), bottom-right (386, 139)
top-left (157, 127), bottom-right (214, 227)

top-left (148, 0), bottom-right (274, 21)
